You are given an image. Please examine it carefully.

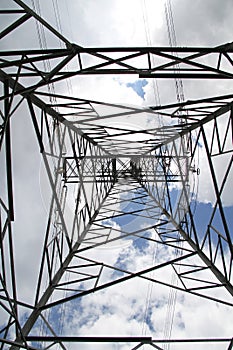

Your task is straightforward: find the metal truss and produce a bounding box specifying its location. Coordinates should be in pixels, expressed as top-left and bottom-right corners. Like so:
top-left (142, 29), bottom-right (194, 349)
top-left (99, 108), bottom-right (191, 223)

top-left (0, 1), bottom-right (233, 349)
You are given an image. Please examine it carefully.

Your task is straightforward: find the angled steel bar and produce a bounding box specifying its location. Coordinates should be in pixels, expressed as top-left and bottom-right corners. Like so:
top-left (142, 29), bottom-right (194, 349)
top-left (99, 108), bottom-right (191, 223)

top-left (201, 125), bottom-right (233, 255)
top-left (0, 13), bottom-right (31, 40)
top-left (0, 50), bottom-right (72, 70)
top-left (4, 81), bottom-right (14, 221)
top-left (13, 0), bottom-right (72, 48)
top-left (39, 313), bottom-right (68, 350)
top-left (149, 100), bottom-right (233, 152)
top-left (137, 177), bottom-right (233, 297)
top-left (0, 3), bottom-right (232, 347)
top-left (0, 68), bottom-right (107, 151)
top-left (41, 252), bottom-right (197, 310)
top-left (227, 338), bottom-right (233, 350)
top-left (0, 338), bottom-right (37, 350)
top-left (12, 183), bottom-right (115, 345)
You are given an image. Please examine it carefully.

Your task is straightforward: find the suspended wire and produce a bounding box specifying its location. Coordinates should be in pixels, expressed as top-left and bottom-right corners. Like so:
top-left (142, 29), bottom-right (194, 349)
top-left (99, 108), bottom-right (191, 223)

top-left (52, 0), bottom-right (74, 97)
top-left (52, 0), bottom-right (63, 40)
top-left (30, 1), bottom-right (72, 344)
top-left (140, 1), bottom-right (162, 342)
top-left (141, 0), bottom-right (161, 108)
top-left (189, 141), bottom-right (200, 216)
top-left (141, 226), bottom-right (159, 337)
top-left (139, 1), bottom-right (183, 345)
top-left (164, 0), bottom-right (200, 242)
top-left (52, 0), bottom-right (73, 336)
top-left (64, 0), bottom-right (74, 42)
top-left (162, 247), bottom-right (180, 350)
top-left (30, 1), bottom-right (200, 347)
top-left (31, 0), bottom-right (43, 51)
top-left (163, 1), bottom-right (187, 348)
top-left (31, 0), bottom-right (57, 107)
top-left (31, 1), bottom-right (56, 342)
top-left (164, 0), bottom-right (185, 105)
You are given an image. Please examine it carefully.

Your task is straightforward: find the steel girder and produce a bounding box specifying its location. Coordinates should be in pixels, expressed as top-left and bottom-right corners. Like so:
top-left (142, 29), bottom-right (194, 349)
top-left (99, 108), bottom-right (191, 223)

top-left (0, 1), bottom-right (233, 349)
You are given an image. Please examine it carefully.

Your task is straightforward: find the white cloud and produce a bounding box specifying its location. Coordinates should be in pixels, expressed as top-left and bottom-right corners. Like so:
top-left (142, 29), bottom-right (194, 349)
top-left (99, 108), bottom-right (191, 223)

top-left (57, 238), bottom-right (233, 350)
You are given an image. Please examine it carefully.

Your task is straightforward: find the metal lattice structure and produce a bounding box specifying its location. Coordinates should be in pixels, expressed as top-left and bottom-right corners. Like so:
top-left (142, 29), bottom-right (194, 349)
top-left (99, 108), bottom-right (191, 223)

top-left (0, 1), bottom-right (233, 349)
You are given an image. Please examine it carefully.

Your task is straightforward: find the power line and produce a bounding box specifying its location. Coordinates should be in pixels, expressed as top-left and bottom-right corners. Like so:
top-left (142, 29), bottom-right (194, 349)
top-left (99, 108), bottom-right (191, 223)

top-left (163, 1), bottom-right (185, 348)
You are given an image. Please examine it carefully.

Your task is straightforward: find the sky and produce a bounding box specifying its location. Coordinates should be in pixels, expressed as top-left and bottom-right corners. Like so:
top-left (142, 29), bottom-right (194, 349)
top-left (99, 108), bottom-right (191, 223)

top-left (0, 0), bottom-right (233, 350)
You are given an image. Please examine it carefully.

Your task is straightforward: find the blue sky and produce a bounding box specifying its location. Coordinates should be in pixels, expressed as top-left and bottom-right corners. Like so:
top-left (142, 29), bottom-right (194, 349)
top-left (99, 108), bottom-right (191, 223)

top-left (115, 78), bottom-right (149, 100)
top-left (126, 79), bottom-right (149, 100)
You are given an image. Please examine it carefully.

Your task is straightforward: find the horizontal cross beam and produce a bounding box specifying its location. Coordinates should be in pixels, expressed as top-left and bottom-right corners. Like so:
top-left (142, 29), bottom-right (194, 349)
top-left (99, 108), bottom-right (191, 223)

top-left (25, 336), bottom-right (233, 344)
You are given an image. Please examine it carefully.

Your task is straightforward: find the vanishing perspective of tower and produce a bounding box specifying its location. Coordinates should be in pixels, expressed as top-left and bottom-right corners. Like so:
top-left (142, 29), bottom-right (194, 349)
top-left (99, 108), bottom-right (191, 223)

top-left (0, 1), bottom-right (233, 349)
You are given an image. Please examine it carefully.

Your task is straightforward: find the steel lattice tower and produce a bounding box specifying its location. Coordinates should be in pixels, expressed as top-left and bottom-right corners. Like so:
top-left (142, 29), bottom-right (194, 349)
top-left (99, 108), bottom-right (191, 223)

top-left (0, 1), bottom-right (233, 349)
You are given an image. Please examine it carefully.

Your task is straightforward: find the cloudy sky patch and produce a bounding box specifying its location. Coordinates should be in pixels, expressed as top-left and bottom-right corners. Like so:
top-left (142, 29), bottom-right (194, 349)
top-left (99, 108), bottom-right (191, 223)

top-left (0, 0), bottom-right (233, 349)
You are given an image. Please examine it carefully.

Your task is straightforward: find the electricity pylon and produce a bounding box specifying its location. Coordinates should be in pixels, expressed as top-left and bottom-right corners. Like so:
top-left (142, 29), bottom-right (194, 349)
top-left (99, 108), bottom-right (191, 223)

top-left (0, 1), bottom-right (233, 349)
